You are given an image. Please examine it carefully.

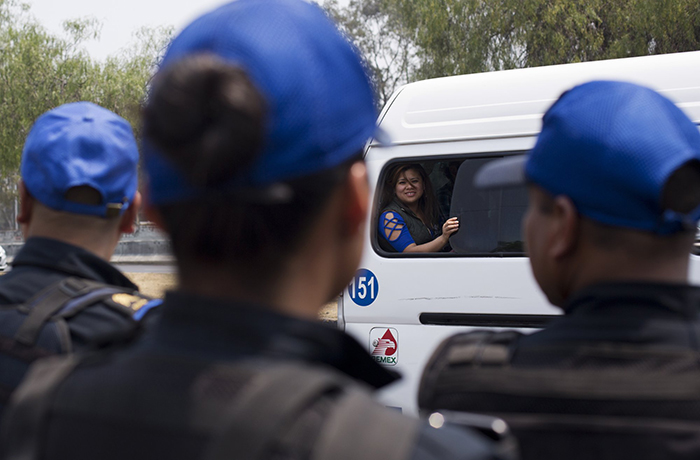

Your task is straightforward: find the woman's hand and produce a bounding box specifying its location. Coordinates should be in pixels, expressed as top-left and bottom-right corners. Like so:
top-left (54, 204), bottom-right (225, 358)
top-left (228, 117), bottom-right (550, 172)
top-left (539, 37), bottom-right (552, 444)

top-left (442, 217), bottom-right (460, 237)
top-left (403, 217), bottom-right (460, 253)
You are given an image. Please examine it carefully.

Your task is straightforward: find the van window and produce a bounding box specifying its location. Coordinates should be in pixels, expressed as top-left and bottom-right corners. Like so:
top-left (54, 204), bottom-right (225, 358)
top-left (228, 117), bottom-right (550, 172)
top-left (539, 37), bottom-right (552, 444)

top-left (374, 155), bottom-right (528, 256)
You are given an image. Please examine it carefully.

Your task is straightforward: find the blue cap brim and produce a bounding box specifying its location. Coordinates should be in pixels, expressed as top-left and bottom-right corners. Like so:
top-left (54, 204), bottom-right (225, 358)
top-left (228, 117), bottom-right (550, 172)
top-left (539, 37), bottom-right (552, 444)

top-left (473, 156), bottom-right (527, 189)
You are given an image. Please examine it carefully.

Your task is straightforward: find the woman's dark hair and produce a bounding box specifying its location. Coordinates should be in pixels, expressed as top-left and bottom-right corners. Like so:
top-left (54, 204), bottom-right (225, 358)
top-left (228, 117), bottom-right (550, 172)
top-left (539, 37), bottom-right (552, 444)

top-left (143, 54), bottom-right (360, 286)
top-left (380, 163), bottom-right (439, 229)
top-left (144, 54), bottom-right (266, 187)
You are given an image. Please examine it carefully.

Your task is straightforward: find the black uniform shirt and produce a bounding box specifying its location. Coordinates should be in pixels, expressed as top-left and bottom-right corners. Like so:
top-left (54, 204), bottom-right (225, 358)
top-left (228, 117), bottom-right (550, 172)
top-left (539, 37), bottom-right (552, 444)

top-left (30, 291), bottom-right (503, 460)
top-left (513, 282), bottom-right (700, 368)
top-left (0, 236), bottom-right (138, 305)
top-left (0, 237), bottom-right (154, 414)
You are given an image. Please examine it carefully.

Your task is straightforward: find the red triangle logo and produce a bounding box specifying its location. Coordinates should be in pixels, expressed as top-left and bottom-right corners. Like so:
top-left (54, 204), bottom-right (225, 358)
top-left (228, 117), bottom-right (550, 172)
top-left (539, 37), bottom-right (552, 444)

top-left (372, 329), bottom-right (397, 356)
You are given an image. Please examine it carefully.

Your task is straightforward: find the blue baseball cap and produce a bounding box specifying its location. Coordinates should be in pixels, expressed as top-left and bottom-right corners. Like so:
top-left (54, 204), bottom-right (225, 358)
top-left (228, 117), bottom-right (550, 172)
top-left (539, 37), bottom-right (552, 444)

top-left (474, 80), bottom-right (700, 234)
top-left (21, 102), bottom-right (139, 218)
top-left (144, 0), bottom-right (379, 205)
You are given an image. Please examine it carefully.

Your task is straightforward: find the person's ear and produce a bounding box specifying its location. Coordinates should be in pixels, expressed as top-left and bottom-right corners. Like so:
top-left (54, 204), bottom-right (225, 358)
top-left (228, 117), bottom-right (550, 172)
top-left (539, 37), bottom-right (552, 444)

top-left (118, 191), bottom-right (142, 234)
top-left (341, 161), bottom-right (369, 236)
top-left (16, 181), bottom-right (34, 227)
top-left (548, 195), bottom-right (580, 259)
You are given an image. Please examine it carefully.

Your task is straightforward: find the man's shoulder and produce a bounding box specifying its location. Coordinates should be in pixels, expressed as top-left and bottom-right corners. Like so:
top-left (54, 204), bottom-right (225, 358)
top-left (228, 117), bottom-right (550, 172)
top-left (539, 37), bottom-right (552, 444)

top-left (0, 265), bottom-right (66, 305)
top-left (0, 275), bottom-right (160, 353)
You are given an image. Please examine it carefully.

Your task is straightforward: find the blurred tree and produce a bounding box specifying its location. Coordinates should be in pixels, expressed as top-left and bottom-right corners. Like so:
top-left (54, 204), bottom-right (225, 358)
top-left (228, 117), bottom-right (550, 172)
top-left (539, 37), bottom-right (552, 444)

top-left (387, 0), bottom-right (700, 79)
top-left (0, 0), bottom-right (172, 230)
top-left (322, 0), bottom-right (418, 108)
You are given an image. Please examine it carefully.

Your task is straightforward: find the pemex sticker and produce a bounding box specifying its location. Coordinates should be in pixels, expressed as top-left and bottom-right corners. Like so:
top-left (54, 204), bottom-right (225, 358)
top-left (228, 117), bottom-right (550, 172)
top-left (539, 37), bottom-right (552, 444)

top-left (370, 327), bottom-right (398, 366)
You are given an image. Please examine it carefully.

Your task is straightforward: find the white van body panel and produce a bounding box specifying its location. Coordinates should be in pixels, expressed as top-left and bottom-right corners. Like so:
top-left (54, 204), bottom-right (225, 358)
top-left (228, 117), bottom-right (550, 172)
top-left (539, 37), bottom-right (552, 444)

top-left (341, 51), bottom-right (700, 415)
top-left (376, 51), bottom-right (700, 146)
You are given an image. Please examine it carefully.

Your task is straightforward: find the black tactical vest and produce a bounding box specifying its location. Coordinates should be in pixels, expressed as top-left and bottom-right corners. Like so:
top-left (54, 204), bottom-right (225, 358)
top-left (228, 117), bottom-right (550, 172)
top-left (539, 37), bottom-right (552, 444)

top-left (419, 330), bottom-right (700, 460)
top-left (0, 277), bottom-right (159, 417)
top-left (2, 355), bottom-right (420, 460)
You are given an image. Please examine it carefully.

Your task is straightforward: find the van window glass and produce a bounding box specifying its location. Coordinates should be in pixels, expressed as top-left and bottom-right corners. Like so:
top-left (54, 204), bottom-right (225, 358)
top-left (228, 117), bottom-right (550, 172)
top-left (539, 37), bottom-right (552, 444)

top-left (375, 155), bottom-right (528, 256)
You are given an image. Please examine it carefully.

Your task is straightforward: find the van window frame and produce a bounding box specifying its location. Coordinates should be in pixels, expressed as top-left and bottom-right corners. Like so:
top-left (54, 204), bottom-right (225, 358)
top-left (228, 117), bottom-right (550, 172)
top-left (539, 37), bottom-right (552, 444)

top-left (372, 151), bottom-right (528, 258)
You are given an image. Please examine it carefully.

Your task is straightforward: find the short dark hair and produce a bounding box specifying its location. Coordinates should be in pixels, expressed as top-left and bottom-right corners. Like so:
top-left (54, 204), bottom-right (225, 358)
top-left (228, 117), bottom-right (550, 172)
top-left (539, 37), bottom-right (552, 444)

top-left (64, 185), bottom-right (102, 206)
top-left (661, 160), bottom-right (700, 216)
top-left (143, 54), bottom-right (361, 287)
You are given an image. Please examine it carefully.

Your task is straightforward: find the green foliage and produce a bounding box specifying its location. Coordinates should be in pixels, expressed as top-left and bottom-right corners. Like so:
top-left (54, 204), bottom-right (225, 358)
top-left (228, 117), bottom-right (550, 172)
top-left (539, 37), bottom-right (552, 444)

top-left (386, 0), bottom-right (700, 79)
top-left (322, 0), bottom-right (418, 108)
top-left (0, 0), bottom-right (172, 229)
top-left (327, 0), bottom-right (700, 89)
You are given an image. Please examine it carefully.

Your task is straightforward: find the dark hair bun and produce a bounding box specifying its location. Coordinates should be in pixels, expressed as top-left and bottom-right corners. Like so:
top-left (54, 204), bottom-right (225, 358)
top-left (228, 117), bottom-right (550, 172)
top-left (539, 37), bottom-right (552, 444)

top-left (144, 54), bottom-right (266, 187)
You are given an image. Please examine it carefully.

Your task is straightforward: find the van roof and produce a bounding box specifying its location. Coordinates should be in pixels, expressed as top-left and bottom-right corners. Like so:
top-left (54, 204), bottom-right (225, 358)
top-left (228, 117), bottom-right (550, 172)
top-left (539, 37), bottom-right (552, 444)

top-left (376, 51), bottom-right (700, 146)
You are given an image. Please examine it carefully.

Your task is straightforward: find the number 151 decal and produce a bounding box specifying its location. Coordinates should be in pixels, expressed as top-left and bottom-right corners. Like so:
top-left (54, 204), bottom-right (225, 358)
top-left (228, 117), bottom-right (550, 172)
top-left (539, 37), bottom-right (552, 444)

top-left (348, 269), bottom-right (379, 307)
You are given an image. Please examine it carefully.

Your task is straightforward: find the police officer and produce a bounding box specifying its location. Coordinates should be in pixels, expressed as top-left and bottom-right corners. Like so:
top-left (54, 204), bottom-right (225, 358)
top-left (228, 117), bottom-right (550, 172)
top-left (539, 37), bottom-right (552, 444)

top-left (0, 102), bottom-right (158, 417)
top-left (0, 1), bottom-right (509, 459)
top-left (419, 81), bottom-right (700, 459)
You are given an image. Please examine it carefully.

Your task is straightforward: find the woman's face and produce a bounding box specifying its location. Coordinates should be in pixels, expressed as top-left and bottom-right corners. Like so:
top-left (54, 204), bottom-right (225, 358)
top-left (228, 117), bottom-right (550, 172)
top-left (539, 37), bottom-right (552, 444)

top-left (394, 169), bottom-right (424, 206)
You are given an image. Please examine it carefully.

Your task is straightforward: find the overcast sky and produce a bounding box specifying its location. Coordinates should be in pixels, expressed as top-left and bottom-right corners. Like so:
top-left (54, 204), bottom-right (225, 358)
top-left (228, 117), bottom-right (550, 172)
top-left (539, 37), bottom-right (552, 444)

top-left (24, 0), bottom-right (343, 61)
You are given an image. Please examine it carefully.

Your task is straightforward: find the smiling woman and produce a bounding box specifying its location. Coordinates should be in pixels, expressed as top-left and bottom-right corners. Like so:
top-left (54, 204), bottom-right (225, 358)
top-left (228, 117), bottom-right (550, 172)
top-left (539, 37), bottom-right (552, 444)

top-left (378, 163), bottom-right (459, 253)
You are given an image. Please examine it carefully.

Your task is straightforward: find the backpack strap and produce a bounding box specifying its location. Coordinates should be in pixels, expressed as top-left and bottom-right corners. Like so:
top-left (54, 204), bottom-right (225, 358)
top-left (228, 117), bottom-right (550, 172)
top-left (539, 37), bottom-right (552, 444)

top-left (204, 364), bottom-right (351, 460)
top-left (14, 278), bottom-right (100, 346)
top-left (14, 277), bottom-right (158, 348)
top-left (1, 354), bottom-right (81, 460)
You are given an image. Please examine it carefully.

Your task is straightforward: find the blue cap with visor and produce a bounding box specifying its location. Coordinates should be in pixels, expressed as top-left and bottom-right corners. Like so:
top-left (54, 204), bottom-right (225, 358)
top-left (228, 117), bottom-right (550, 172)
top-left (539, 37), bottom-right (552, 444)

top-left (21, 102), bottom-right (139, 218)
top-left (474, 80), bottom-right (700, 235)
top-left (143, 0), bottom-right (380, 205)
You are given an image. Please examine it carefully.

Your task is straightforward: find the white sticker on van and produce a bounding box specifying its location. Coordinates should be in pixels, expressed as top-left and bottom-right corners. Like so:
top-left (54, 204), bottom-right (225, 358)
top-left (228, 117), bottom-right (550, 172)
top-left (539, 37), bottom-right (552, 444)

top-left (370, 327), bottom-right (398, 366)
top-left (348, 269), bottom-right (379, 306)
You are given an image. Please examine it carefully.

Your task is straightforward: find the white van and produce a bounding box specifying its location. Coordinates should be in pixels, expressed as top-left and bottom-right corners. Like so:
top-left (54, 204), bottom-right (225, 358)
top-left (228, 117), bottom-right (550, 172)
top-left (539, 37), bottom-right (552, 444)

top-left (339, 50), bottom-right (700, 415)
